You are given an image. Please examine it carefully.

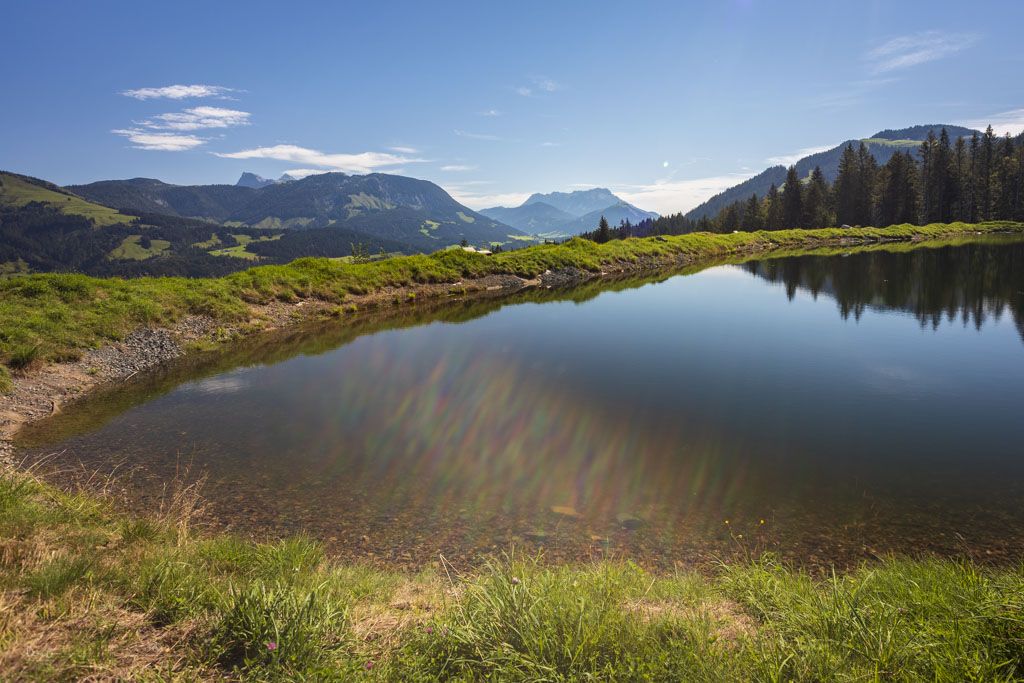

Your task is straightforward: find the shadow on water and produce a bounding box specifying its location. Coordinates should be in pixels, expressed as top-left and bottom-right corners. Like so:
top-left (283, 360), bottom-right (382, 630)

top-left (16, 235), bottom-right (1024, 571)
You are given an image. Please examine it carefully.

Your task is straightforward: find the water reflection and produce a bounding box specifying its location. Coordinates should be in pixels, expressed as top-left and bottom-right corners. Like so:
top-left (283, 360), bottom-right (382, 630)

top-left (743, 238), bottom-right (1024, 340)
top-left (18, 237), bottom-right (1024, 571)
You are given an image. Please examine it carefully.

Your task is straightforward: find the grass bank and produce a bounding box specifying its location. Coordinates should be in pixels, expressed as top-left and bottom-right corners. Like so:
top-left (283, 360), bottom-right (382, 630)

top-left (0, 468), bottom-right (1021, 680)
top-left (2, 221), bottom-right (1023, 372)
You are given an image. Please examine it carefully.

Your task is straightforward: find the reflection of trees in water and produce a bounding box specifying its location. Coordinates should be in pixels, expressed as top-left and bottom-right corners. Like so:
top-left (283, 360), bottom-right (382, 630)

top-left (743, 242), bottom-right (1024, 342)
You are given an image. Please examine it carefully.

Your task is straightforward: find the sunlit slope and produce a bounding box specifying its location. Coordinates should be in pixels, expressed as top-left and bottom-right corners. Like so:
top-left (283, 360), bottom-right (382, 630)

top-left (0, 171), bottom-right (131, 227)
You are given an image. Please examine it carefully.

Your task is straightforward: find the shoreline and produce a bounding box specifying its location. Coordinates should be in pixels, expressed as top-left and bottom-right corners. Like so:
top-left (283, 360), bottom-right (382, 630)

top-left (4, 222), bottom-right (1023, 453)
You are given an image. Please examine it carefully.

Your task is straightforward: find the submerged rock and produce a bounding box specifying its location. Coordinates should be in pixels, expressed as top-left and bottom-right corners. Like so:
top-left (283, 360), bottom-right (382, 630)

top-left (615, 513), bottom-right (645, 530)
top-left (549, 505), bottom-right (582, 519)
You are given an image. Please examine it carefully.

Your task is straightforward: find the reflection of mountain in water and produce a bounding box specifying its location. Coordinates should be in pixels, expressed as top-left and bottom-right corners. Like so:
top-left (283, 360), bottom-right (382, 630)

top-left (743, 240), bottom-right (1024, 343)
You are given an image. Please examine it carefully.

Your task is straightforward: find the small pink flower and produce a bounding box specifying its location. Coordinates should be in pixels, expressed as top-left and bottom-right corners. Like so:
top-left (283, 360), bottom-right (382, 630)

top-left (425, 626), bottom-right (434, 634)
top-left (266, 641), bottom-right (278, 651)
top-left (365, 660), bottom-right (375, 670)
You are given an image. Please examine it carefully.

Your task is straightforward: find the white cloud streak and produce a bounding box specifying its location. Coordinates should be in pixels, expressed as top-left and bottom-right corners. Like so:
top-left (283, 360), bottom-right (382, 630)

top-left (388, 145), bottom-right (419, 153)
top-left (454, 129), bottom-right (501, 141)
top-left (962, 108), bottom-right (1024, 137)
top-left (141, 106), bottom-right (251, 131)
top-left (613, 173), bottom-right (757, 216)
top-left (446, 187), bottom-right (532, 209)
top-left (214, 144), bottom-right (424, 173)
top-left (112, 129), bottom-right (206, 151)
top-left (440, 164), bottom-right (477, 171)
top-left (765, 144), bottom-right (834, 167)
top-left (121, 84), bottom-right (235, 100)
top-left (866, 31), bottom-right (977, 73)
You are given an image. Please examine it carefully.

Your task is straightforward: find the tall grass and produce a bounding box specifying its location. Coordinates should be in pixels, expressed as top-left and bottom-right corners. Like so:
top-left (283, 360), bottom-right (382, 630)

top-left (0, 467), bottom-right (1020, 680)
top-left (2, 221), bottom-right (1022, 369)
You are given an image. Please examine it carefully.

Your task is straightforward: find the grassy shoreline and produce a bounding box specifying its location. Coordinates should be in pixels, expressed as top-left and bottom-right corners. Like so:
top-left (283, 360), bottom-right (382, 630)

top-left (3, 224), bottom-right (1024, 679)
top-left (0, 467), bottom-right (1021, 680)
top-left (2, 221), bottom-right (1023, 371)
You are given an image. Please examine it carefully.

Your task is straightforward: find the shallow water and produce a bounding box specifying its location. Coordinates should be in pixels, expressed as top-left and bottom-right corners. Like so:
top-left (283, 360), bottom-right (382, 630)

top-left (19, 237), bottom-right (1024, 569)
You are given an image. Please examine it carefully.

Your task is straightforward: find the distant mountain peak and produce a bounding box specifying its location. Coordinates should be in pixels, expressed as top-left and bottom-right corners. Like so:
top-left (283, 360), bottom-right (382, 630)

top-left (869, 124), bottom-right (979, 142)
top-left (236, 172), bottom-right (276, 189)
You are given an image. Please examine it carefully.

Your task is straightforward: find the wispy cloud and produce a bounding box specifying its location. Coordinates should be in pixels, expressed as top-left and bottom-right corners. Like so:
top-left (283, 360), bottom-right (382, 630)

top-left (214, 144), bottom-right (424, 173)
top-left (480, 109), bottom-right (501, 117)
top-left (866, 31), bottom-right (977, 73)
top-left (388, 145), bottom-right (419, 154)
top-left (140, 106), bottom-right (250, 131)
top-left (446, 186), bottom-right (531, 209)
top-left (440, 164), bottom-right (477, 171)
top-left (514, 76), bottom-right (561, 97)
top-left (613, 173), bottom-right (757, 216)
top-left (766, 144), bottom-right (834, 167)
top-left (112, 129), bottom-right (206, 151)
top-left (962, 108), bottom-right (1024, 136)
top-left (121, 84), bottom-right (236, 100)
top-left (454, 129), bottom-right (501, 141)
top-left (540, 141), bottom-right (561, 147)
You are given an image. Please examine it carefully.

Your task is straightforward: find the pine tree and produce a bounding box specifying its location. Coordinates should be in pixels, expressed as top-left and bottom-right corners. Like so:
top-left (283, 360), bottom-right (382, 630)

top-left (741, 193), bottom-right (762, 230)
top-left (782, 166), bottom-right (803, 228)
top-left (802, 166), bottom-right (831, 228)
top-left (978, 126), bottom-right (996, 220)
top-left (595, 215), bottom-right (610, 243)
top-left (855, 142), bottom-right (878, 225)
top-left (834, 143), bottom-right (860, 226)
top-left (764, 183), bottom-right (784, 230)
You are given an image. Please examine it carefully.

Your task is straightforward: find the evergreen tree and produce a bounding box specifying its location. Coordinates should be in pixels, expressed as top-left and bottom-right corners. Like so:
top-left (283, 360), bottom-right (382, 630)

top-left (782, 166), bottom-right (803, 228)
top-left (741, 193), bottom-right (762, 230)
top-left (595, 215), bottom-right (610, 243)
top-left (834, 143), bottom-right (861, 226)
top-left (764, 183), bottom-right (784, 230)
top-left (978, 126), bottom-right (996, 220)
top-left (802, 166), bottom-right (831, 228)
top-left (855, 142), bottom-right (878, 225)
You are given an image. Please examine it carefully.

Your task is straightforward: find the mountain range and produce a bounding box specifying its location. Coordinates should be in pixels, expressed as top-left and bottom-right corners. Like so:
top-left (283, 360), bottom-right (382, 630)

top-left (480, 188), bottom-right (658, 236)
top-left (68, 172), bottom-right (525, 252)
top-left (1, 169), bottom-right (529, 278)
top-left (685, 124), bottom-right (980, 220)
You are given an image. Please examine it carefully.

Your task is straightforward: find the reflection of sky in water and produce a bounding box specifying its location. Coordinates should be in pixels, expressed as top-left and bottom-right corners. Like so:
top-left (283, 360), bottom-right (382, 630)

top-left (20, 242), bottom-right (1024, 561)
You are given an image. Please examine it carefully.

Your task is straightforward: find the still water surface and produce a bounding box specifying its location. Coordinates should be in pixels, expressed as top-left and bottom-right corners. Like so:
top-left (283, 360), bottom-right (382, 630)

top-left (19, 238), bottom-right (1024, 569)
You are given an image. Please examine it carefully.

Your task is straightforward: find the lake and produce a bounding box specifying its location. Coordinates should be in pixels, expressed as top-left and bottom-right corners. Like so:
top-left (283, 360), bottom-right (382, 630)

top-left (18, 237), bottom-right (1024, 570)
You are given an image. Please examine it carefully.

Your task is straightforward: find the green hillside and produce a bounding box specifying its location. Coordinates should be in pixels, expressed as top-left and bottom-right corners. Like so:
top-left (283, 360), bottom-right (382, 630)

top-left (0, 172), bottom-right (131, 227)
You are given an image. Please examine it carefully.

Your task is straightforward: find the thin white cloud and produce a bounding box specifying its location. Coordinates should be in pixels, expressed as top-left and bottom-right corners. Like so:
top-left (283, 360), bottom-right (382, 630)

top-left (440, 164), bottom-right (477, 171)
top-left (214, 144), bottom-right (424, 173)
top-left (112, 128), bottom-right (206, 151)
top-left (388, 145), bottom-right (419, 153)
top-left (446, 186), bottom-right (531, 209)
top-left (279, 169), bottom-right (331, 179)
top-left (613, 173), bottom-right (757, 216)
top-left (866, 31), bottom-right (977, 73)
top-left (535, 78), bottom-right (559, 92)
top-left (514, 76), bottom-right (561, 98)
top-left (765, 144), bottom-right (834, 167)
top-left (454, 129), bottom-right (501, 141)
top-left (962, 108), bottom-right (1024, 136)
top-left (480, 109), bottom-right (501, 117)
top-left (141, 106), bottom-right (251, 131)
top-left (121, 84), bottom-right (235, 100)
top-left (540, 141), bottom-right (561, 147)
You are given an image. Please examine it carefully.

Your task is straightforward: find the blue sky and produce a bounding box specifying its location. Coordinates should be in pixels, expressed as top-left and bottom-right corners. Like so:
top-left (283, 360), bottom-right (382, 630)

top-left (4, 0), bottom-right (1023, 214)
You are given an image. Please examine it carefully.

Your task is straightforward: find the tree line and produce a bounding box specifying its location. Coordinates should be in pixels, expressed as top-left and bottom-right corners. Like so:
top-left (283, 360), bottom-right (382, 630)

top-left (583, 126), bottom-right (1024, 242)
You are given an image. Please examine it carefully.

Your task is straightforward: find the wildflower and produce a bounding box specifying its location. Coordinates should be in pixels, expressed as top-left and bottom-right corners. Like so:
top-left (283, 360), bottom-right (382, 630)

top-left (759, 519), bottom-right (765, 525)
top-left (365, 660), bottom-right (375, 670)
top-left (511, 577), bottom-right (520, 585)
top-left (724, 520), bottom-right (730, 525)
top-left (425, 626), bottom-right (434, 634)
top-left (266, 641), bottom-right (278, 651)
